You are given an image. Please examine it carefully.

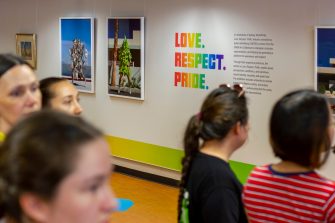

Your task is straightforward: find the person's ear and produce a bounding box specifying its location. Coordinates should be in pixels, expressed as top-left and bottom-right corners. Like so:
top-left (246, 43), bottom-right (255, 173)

top-left (19, 193), bottom-right (50, 222)
top-left (232, 121), bottom-right (242, 135)
top-left (233, 121), bottom-right (248, 136)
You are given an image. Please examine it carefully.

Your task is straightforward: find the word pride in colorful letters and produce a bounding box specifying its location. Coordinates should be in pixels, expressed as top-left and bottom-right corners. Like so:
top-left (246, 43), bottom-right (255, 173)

top-left (173, 32), bottom-right (226, 90)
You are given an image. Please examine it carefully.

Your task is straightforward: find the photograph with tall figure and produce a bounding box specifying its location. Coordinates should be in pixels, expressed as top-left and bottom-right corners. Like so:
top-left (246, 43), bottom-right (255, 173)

top-left (315, 26), bottom-right (335, 114)
top-left (107, 17), bottom-right (144, 100)
top-left (60, 17), bottom-right (95, 93)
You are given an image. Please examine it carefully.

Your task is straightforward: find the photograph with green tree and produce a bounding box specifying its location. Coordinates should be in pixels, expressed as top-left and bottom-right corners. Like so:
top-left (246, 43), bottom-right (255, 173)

top-left (107, 17), bottom-right (144, 100)
top-left (118, 37), bottom-right (132, 93)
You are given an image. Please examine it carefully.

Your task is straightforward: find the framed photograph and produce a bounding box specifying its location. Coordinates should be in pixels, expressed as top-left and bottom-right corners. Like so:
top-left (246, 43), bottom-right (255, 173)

top-left (60, 17), bottom-right (95, 93)
top-left (107, 17), bottom-right (145, 100)
top-left (315, 27), bottom-right (335, 113)
top-left (16, 33), bottom-right (37, 69)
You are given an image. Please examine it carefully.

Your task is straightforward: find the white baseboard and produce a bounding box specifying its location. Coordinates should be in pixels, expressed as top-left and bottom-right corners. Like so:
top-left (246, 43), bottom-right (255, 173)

top-left (111, 156), bottom-right (181, 180)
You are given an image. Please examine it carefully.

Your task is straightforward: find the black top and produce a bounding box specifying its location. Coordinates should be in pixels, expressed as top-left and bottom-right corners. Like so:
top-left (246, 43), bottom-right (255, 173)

top-left (186, 153), bottom-right (248, 223)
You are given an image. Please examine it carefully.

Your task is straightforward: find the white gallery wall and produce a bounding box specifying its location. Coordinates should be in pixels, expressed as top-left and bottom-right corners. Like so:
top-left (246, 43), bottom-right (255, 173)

top-left (1, 0), bottom-right (335, 178)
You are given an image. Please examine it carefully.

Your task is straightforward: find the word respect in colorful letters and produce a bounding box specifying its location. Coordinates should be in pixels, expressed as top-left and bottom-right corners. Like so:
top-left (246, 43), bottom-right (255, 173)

top-left (174, 32), bottom-right (226, 90)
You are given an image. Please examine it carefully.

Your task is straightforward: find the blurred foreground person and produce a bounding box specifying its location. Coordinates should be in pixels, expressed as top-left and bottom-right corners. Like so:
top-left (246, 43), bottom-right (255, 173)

top-left (0, 110), bottom-right (117, 223)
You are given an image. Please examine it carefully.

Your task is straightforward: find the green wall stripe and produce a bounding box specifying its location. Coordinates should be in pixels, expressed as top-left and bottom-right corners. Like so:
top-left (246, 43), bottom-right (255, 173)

top-left (229, 160), bottom-right (255, 184)
top-left (106, 135), bottom-right (255, 184)
top-left (105, 135), bottom-right (183, 170)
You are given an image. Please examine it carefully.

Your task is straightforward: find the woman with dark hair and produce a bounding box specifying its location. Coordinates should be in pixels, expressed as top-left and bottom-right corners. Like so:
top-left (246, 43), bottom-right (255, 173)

top-left (243, 89), bottom-right (335, 222)
top-left (0, 53), bottom-right (41, 141)
top-left (0, 110), bottom-right (117, 223)
top-left (39, 77), bottom-right (82, 116)
top-left (178, 85), bottom-right (249, 223)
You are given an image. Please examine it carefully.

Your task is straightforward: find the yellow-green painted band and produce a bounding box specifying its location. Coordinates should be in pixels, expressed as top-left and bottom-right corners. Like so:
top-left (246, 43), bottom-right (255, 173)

top-left (105, 135), bottom-right (255, 184)
top-left (106, 135), bottom-right (183, 171)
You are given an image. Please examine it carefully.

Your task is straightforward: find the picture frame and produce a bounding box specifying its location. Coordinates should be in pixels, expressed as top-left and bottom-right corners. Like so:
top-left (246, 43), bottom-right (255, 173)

top-left (315, 26), bottom-right (335, 114)
top-left (107, 17), bottom-right (145, 100)
top-left (16, 33), bottom-right (37, 69)
top-left (60, 17), bottom-right (95, 93)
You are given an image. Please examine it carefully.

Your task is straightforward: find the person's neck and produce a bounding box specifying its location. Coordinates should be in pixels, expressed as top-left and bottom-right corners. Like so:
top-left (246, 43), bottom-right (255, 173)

top-left (271, 160), bottom-right (313, 173)
top-left (0, 119), bottom-right (10, 134)
top-left (200, 139), bottom-right (234, 162)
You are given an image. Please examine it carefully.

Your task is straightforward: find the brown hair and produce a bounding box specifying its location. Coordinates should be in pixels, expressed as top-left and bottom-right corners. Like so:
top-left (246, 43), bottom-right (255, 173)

top-left (0, 53), bottom-right (31, 78)
top-left (39, 77), bottom-right (68, 107)
top-left (270, 89), bottom-right (331, 168)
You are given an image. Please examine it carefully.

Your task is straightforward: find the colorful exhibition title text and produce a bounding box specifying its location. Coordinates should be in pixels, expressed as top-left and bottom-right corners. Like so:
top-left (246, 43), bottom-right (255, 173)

top-left (174, 32), bottom-right (226, 90)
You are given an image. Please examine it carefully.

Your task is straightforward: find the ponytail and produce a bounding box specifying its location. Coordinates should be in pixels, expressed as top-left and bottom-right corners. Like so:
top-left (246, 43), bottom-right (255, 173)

top-left (178, 115), bottom-right (201, 221)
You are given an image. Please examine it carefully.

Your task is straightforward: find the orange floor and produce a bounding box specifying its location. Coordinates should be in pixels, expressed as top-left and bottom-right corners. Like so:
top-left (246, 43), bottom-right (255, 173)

top-left (109, 172), bottom-right (179, 223)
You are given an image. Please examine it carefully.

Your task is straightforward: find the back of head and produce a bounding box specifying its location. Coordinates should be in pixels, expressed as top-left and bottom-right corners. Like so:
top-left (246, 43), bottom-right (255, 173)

top-left (0, 110), bottom-right (102, 221)
top-left (39, 77), bottom-right (67, 107)
top-left (0, 53), bottom-right (30, 78)
top-left (270, 89), bottom-right (330, 169)
top-left (184, 86), bottom-right (248, 158)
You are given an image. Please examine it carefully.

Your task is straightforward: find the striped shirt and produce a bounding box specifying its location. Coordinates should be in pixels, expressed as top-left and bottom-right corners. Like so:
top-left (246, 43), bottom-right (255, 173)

top-left (243, 165), bottom-right (335, 223)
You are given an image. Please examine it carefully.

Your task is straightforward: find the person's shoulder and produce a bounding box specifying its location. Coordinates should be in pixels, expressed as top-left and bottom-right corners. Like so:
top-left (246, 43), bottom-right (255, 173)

top-left (193, 155), bottom-right (224, 170)
top-left (312, 172), bottom-right (335, 190)
top-left (192, 154), bottom-right (229, 176)
top-left (244, 164), bottom-right (271, 185)
top-left (196, 153), bottom-right (228, 165)
top-left (249, 164), bottom-right (271, 176)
